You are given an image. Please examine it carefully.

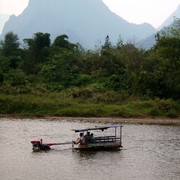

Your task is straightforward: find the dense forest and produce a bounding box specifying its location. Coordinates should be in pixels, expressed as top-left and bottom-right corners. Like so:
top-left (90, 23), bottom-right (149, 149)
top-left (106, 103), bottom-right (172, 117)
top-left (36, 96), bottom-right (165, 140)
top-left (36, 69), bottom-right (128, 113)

top-left (0, 19), bottom-right (179, 118)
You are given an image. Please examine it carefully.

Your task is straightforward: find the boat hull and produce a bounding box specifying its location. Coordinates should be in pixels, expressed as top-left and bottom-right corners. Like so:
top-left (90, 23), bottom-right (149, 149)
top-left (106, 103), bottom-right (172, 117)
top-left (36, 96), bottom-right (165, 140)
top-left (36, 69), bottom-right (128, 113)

top-left (73, 142), bottom-right (122, 151)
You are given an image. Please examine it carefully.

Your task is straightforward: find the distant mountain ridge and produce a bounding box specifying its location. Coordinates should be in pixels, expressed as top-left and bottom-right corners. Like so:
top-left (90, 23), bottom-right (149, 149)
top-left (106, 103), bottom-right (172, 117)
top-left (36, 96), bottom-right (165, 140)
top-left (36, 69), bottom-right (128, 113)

top-left (139, 4), bottom-right (180, 49)
top-left (1, 0), bottom-right (156, 48)
top-left (158, 4), bottom-right (180, 30)
top-left (0, 14), bottom-right (10, 34)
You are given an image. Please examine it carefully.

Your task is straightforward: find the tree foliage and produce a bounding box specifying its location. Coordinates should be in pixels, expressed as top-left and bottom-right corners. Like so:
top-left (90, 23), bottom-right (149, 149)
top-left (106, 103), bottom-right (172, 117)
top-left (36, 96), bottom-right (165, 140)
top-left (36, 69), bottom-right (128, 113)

top-left (23, 32), bottom-right (51, 74)
top-left (0, 18), bottom-right (179, 100)
top-left (0, 31), bottom-right (20, 56)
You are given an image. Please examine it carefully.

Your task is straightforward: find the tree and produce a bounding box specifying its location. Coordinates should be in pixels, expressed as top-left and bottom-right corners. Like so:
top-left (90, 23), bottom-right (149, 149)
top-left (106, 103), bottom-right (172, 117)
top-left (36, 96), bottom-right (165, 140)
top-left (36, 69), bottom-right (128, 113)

top-left (101, 35), bottom-right (112, 55)
top-left (23, 32), bottom-right (51, 74)
top-left (0, 31), bottom-right (20, 56)
top-left (40, 49), bottom-right (79, 87)
top-left (148, 18), bottom-right (180, 99)
top-left (138, 54), bottom-right (167, 97)
top-left (52, 34), bottom-right (77, 51)
top-left (24, 32), bottom-right (50, 58)
top-left (0, 31), bottom-right (23, 73)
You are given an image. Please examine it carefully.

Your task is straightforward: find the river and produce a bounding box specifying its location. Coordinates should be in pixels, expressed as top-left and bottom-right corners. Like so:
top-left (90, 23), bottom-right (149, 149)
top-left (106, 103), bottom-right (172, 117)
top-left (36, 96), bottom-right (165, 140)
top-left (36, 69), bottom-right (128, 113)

top-left (0, 118), bottom-right (180, 180)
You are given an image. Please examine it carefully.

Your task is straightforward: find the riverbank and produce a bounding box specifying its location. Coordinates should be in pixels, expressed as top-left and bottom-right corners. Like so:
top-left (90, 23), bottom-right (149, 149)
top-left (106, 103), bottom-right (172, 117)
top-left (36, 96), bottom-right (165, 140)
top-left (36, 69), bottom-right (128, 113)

top-left (0, 93), bottom-right (179, 119)
top-left (44, 116), bottom-right (180, 125)
top-left (0, 115), bottom-right (180, 125)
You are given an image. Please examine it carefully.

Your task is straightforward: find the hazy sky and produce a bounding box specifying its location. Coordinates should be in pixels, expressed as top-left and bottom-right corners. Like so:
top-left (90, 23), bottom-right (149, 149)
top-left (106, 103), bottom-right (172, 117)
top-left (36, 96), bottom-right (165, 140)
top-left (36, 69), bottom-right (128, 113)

top-left (0, 0), bottom-right (179, 28)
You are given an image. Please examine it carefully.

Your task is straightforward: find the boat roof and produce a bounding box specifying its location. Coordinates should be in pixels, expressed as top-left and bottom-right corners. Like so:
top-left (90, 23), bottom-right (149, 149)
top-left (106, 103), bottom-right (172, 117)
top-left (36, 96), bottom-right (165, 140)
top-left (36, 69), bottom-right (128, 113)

top-left (72, 124), bottom-right (122, 132)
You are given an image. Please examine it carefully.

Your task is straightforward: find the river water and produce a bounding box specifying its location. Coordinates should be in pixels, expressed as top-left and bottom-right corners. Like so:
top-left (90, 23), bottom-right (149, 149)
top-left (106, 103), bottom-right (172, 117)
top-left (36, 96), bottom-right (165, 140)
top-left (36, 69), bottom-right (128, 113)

top-left (0, 118), bottom-right (180, 180)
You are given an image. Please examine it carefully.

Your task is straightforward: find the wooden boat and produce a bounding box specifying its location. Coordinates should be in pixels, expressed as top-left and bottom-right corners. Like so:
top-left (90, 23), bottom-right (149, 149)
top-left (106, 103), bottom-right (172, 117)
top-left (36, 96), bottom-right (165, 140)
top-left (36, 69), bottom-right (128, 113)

top-left (72, 124), bottom-right (123, 150)
top-left (31, 124), bottom-right (123, 151)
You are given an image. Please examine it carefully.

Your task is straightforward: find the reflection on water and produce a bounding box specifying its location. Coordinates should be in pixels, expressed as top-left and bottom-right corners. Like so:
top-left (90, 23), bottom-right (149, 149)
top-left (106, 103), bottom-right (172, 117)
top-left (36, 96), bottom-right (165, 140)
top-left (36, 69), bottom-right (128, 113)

top-left (0, 118), bottom-right (180, 180)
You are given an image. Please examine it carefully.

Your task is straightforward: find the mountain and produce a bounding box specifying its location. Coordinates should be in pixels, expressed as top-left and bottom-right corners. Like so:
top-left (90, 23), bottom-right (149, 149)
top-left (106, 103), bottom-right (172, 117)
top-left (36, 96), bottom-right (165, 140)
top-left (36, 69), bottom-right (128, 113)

top-left (0, 14), bottom-right (10, 34)
top-left (139, 4), bottom-right (180, 50)
top-left (1, 0), bottom-right (156, 49)
top-left (137, 33), bottom-right (156, 50)
top-left (158, 4), bottom-right (180, 30)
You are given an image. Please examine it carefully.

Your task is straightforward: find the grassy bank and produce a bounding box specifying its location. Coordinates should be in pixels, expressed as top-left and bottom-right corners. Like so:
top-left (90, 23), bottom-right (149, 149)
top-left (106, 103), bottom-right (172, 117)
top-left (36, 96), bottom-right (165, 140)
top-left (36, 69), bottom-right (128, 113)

top-left (0, 88), bottom-right (179, 119)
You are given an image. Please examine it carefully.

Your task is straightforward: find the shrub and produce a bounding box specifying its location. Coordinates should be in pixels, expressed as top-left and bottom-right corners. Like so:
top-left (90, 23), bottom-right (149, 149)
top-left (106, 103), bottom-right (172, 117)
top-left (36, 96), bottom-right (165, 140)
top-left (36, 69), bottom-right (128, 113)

top-left (166, 109), bottom-right (178, 118)
top-left (71, 87), bottom-right (93, 98)
top-left (5, 69), bottom-right (27, 86)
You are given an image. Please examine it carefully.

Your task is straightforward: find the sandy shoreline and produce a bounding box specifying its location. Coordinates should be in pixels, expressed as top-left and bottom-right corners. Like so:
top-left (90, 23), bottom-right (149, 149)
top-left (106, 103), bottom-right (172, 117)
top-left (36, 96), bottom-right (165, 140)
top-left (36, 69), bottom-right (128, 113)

top-left (43, 117), bottom-right (180, 125)
top-left (1, 115), bottom-right (179, 125)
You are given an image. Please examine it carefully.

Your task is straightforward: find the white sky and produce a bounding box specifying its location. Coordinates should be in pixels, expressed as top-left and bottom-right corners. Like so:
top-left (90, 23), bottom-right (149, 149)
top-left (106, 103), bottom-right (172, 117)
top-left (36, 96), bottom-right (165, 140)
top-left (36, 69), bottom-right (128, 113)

top-left (0, 0), bottom-right (179, 28)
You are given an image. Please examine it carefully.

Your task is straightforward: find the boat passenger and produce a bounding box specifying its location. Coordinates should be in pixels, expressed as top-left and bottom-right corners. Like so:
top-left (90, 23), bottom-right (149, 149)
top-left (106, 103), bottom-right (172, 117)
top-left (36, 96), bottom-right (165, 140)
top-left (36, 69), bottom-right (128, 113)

top-left (85, 132), bottom-right (91, 143)
top-left (90, 133), bottom-right (94, 143)
top-left (74, 132), bottom-right (85, 144)
top-left (85, 131), bottom-right (90, 138)
top-left (90, 133), bottom-right (94, 138)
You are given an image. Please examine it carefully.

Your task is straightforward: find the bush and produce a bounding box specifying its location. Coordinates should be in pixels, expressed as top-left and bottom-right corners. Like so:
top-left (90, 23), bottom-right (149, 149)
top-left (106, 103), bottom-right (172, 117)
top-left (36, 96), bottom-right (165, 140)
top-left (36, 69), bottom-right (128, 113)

top-left (149, 108), bottom-right (162, 117)
top-left (71, 87), bottom-right (93, 98)
top-left (73, 74), bottom-right (92, 86)
top-left (0, 71), bottom-right (4, 85)
top-left (5, 69), bottom-right (27, 86)
top-left (166, 109), bottom-right (178, 118)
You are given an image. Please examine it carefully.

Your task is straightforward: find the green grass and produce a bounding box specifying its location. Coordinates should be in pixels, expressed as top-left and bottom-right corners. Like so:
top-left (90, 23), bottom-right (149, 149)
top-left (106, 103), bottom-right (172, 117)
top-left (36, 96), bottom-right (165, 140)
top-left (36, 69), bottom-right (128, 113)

top-left (0, 91), bottom-right (179, 118)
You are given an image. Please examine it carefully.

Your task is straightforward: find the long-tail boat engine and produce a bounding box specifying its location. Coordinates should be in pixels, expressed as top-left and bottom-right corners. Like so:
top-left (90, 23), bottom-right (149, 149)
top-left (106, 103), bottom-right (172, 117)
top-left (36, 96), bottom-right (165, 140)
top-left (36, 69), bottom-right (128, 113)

top-left (31, 139), bottom-right (51, 151)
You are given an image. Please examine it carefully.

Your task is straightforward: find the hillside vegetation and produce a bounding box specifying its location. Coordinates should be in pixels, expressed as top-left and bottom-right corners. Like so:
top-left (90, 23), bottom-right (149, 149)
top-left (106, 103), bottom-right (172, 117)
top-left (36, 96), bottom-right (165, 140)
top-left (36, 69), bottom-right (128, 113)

top-left (0, 19), bottom-right (179, 118)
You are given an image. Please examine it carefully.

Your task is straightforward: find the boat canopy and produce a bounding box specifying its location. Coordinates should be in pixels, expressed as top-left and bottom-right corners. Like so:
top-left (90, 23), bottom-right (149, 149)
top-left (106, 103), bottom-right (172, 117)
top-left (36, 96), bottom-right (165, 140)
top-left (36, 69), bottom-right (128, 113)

top-left (72, 124), bottom-right (122, 133)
